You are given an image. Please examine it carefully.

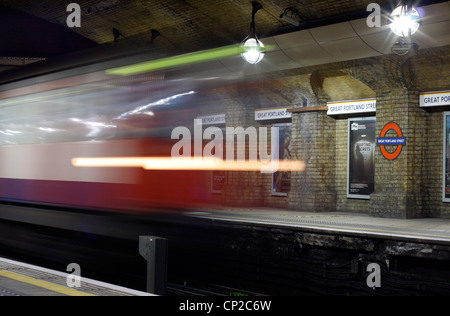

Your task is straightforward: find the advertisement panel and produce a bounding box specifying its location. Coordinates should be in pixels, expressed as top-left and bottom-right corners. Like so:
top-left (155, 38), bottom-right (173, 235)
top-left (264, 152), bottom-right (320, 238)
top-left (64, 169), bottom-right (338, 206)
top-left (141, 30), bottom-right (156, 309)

top-left (348, 117), bottom-right (376, 199)
top-left (272, 124), bottom-right (292, 195)
top-left (443, 112), bottom-right (450, 202)
top-left (197, 115), bottom-right (226, 194)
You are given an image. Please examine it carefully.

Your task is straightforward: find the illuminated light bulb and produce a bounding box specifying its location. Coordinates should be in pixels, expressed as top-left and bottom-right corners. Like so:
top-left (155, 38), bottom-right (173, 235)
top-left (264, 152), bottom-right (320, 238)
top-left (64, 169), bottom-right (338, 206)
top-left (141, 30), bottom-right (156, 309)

top-left (241, 38), bottom-right (265, 64)
top-left (389, 5), bottom-right (421, 37)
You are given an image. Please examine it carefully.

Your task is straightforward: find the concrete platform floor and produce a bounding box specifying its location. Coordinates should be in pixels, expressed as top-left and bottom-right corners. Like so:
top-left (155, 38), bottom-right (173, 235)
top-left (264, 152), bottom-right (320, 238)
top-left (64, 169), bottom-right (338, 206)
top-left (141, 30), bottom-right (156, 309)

top-left (188, 207), bottom-right (450, 244)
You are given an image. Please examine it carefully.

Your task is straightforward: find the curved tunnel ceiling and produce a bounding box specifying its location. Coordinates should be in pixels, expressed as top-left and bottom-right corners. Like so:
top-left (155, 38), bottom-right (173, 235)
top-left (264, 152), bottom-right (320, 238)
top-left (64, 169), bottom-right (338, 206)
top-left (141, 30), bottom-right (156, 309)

top-left (180, 1), bottom-right (450, 80)
top-left (0, 1), bottom-right (448, 84)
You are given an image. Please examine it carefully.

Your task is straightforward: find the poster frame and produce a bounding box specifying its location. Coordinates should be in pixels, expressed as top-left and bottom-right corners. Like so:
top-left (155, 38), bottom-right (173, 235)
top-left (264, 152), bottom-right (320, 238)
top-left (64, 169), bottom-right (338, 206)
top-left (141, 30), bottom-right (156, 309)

top-left (272, 122), bottom-right (292, 197)
top-left (347, 116), bottom-right (376, 200)
top-left (209, 125), bottom-right (226, 194)
top-left (443, 112), bottom-right (450, 202)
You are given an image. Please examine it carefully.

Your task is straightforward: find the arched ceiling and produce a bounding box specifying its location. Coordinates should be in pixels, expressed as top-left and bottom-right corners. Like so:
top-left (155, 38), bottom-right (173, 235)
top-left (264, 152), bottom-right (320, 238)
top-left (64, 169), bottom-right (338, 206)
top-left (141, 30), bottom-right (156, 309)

top-left (1, 1), bottom-right (448, 53)
top-left (0, 0), bottom-right (449, 75)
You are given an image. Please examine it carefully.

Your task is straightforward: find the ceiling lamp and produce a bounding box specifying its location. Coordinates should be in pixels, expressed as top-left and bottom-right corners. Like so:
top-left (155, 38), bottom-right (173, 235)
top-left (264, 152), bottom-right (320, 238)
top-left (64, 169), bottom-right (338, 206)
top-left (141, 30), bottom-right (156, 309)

top-left (389, 4), bottom-right (421, 37)
top-left (241, 1), bottom-right (265, 64)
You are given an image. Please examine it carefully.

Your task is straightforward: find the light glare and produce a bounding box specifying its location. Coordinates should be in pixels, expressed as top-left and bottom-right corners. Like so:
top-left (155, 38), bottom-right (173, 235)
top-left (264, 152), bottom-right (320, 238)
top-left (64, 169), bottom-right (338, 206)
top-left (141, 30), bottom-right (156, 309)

top-left (389, 5), bottom-right (421, 37)
top-left (241, 38), bottom-right (265, 64)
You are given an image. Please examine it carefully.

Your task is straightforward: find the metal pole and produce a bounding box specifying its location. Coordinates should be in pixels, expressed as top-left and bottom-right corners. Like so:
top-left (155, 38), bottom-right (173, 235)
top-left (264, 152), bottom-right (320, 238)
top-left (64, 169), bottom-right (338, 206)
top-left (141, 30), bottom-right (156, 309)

top-left (139, 236), bottom-right (168, 295)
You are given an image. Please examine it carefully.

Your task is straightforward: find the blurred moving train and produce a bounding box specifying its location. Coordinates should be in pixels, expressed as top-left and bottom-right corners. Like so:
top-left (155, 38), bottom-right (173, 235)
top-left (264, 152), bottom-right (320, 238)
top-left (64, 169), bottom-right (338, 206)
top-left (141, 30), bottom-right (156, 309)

top-left (0, 43), bottom-right (305, 215)
top-left (0, 47), bottom-right (231, 213)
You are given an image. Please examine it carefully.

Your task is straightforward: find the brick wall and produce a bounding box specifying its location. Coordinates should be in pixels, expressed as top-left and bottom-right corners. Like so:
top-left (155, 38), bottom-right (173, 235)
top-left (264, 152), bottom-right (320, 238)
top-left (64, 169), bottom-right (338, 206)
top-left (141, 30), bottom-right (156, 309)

top-left (412, 46), bottom-right (450, 218)
top-left (193, 45), bottom-right (450, 218)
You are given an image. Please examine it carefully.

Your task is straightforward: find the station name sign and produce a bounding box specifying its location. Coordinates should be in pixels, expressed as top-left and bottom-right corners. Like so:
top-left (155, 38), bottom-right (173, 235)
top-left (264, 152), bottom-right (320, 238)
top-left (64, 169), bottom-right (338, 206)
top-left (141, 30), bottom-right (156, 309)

top-left (255, 107), bottom-right (292, 121)
top-left (420, 90), bottom-right (450, 108)
top-left (327, 98), bottom-right (376, 115)
top-left (197, 113), bottom-right (226, 125)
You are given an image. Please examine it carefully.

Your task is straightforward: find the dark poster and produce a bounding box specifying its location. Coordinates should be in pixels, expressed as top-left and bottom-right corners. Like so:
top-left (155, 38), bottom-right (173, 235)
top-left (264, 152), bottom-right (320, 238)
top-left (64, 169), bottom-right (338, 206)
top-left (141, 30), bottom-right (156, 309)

top-left (272, 125), bottom-right (292, 195)
top-left (444, 114), bottom-right (450, 201)
top-left (348, 118), bottom-right (376, 198)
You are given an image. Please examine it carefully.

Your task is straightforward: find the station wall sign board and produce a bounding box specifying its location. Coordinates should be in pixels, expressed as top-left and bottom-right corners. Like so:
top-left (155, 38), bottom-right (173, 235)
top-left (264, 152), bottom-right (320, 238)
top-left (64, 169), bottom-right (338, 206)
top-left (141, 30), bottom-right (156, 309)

top-left (420, 90), bottom-right (450, 108)
top-left (197, 113), bottom-right (226, 125)
top-left (327, 98), bottom-right (376, 116)
top-left (255, 107), bottom-right (292, 121)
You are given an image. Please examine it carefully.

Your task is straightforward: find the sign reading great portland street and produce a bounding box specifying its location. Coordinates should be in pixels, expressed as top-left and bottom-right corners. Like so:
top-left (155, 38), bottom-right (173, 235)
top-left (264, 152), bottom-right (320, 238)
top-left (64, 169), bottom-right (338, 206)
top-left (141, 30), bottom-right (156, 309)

top-left (255, 107), bottom-right (292, 121)
top-left (327, 98), bottom-right (376, 115)
top-left (420, 90), bottom-right (450, 107)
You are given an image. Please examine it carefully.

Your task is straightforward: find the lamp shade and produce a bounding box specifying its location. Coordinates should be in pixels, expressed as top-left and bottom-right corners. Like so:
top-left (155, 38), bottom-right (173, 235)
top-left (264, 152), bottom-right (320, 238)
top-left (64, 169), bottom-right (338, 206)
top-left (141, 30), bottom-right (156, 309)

top-left (241, 38), bottom-right (265, 64)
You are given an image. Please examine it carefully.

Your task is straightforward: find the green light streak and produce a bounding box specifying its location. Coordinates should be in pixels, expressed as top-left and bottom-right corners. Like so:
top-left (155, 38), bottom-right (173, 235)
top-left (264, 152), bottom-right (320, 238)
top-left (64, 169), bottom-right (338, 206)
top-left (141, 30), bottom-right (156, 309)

top-left (106, 44), bottom-right (274, 76)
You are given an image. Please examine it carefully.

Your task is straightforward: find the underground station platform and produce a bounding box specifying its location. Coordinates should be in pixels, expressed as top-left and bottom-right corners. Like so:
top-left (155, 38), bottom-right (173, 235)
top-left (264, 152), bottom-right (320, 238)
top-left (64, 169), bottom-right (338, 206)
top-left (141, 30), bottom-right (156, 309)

top-left (189, 208), bottom-right (450, 244)
top-left (0, 257), bottom-right (152, 296)
top-left (3, 207), bottom-right (450, 296)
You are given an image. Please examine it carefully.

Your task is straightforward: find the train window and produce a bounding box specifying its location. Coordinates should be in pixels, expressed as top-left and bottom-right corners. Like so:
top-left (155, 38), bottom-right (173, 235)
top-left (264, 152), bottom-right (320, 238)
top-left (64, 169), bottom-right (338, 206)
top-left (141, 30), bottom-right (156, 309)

top-left (0, 79), bottom-right (189, 145)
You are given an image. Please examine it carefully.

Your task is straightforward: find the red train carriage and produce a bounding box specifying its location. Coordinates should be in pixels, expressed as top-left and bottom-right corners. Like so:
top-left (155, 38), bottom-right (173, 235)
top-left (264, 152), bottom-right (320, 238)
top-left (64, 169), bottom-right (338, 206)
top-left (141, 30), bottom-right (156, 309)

top-left (0, 52), bottom-right (212, 213)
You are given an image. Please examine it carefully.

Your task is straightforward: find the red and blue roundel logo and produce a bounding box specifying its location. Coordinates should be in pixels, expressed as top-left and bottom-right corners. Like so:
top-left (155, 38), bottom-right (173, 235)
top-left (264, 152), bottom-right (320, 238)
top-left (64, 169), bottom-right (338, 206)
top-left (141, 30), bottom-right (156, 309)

top-left (377, 122), bottom-right (406, 160)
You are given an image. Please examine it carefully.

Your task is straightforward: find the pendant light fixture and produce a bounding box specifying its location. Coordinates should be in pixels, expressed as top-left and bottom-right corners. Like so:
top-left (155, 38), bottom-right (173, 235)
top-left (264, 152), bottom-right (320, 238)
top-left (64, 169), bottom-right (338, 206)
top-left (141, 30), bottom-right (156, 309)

top-left (389, 2), bottom-right (421, 55)
top-left (389, 3), bottom-right (421, 37)
top-left (241, 1), bottom-right (265, 64)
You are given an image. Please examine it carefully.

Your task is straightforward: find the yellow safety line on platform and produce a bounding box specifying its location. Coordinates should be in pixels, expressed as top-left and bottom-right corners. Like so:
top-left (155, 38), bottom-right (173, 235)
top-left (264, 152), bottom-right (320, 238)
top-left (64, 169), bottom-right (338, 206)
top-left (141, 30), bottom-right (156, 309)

top-left (0, 270), bottom-right (95, 296)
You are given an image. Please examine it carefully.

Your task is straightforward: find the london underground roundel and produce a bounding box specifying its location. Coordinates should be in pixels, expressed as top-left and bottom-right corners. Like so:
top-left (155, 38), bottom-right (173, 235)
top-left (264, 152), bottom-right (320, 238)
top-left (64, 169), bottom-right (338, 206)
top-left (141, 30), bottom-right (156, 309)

top-left (376, 122), bottom-right (406, 160)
